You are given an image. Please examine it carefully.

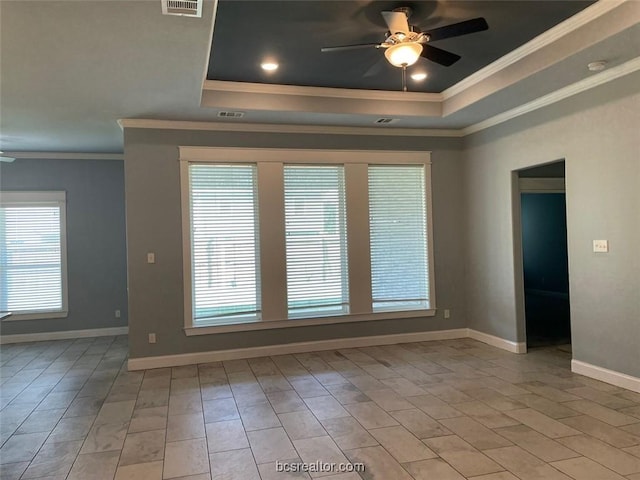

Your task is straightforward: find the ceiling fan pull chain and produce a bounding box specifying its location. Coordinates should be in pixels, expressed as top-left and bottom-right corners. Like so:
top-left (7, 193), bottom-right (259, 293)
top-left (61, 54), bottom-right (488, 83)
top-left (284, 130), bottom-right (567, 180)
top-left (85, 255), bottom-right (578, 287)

top-left (402, 66), bottom-right (407, 92)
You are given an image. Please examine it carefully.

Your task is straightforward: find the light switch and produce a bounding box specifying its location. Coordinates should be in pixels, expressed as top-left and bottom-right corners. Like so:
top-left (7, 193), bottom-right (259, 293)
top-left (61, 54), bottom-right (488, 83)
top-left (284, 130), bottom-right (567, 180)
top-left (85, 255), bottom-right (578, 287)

top-left (147, 252), bottom-right (156, 263)
top-left (593, 240), bottom-right (608, 253)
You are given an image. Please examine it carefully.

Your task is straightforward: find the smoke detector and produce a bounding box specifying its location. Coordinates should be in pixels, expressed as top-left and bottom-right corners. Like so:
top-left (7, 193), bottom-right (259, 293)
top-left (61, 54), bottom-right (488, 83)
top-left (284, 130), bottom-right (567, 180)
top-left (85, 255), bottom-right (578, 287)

top-left (587, 61), bottom-right (607, 72)
top-left (161, 0), bottom-right (202, 17)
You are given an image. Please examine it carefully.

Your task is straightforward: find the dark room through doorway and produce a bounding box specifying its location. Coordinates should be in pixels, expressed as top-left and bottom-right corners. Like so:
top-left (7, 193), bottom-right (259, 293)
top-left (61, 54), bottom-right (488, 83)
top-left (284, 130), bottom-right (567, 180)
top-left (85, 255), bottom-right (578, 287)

top-left (518, 161), bottom-right (571, 349)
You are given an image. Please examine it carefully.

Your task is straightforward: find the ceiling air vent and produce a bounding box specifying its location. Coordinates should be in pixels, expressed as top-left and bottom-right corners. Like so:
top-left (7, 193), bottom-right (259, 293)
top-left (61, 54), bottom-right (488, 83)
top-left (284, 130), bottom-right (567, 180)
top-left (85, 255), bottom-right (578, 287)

top-left (217, 111), bottom-right (245, 119)
top-left (375, 118), bottom-right (399, 125)
top-left (161, 0), bottom-right (202, 17)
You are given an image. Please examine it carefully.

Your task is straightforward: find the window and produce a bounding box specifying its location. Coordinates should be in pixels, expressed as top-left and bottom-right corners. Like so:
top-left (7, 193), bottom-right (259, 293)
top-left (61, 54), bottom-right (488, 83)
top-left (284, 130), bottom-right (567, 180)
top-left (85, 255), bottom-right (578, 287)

top-left (188, 165), bottom-right (260, 325)
top-left (180, 147), bottom-right (434, 334)
top-left (284, 165), bottom-right (348, 318)
top-left (0, 191), bottom-right (68, 319)
top-left (369, 165), bottom-right (430, 311)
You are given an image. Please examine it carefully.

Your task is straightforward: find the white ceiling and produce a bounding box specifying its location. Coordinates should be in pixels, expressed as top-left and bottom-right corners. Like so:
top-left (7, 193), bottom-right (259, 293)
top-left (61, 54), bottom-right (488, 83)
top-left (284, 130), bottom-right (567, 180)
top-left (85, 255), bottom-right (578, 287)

top-left (0, 0), bottom-right (638, 153)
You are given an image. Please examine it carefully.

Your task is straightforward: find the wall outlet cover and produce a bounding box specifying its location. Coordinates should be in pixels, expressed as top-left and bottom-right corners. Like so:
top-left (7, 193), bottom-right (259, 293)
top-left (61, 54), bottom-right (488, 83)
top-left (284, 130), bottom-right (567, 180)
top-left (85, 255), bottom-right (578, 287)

top-left (593, 240), bottom-right (609, 253)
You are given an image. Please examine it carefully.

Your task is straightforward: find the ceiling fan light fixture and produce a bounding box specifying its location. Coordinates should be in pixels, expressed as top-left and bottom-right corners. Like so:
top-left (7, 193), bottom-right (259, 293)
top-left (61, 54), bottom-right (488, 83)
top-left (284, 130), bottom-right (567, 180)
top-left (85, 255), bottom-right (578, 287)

top-left (384, 42), bottom-right (422, 68)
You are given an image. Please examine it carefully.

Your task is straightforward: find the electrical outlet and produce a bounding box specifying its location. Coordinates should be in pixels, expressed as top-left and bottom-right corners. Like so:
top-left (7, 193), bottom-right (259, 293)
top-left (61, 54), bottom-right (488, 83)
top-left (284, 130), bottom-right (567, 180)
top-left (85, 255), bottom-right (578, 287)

top-left (593, 240), bottom-right (609, 253)
top-left (148, 333), bottom-right (156, 344)
top-left (115, 310), bottom-right (121, 318)
top-left (147, 252), bottom-right (156, 264)
top-left (444, 309), bottom-right (451, 319)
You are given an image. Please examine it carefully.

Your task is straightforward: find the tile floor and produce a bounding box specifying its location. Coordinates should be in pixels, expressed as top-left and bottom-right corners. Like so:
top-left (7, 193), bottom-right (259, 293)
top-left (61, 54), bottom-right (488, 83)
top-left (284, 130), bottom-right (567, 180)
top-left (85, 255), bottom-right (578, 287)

top-left (1, 336), bottom-right (640, 480)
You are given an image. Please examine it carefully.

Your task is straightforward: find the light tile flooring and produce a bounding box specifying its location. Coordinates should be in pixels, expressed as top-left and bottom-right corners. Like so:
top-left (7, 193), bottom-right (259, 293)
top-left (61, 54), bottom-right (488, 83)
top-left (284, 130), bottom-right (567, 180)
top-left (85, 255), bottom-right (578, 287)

top-left (1, 336), bottom-right (640, 480)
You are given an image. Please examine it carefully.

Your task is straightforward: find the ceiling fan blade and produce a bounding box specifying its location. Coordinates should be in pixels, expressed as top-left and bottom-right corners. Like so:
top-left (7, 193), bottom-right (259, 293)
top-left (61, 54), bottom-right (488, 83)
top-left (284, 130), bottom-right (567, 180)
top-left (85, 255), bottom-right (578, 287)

top-left (424, 17), bottom-right (488, 42)
top-left (321, 43), bottom-right (380, 53)
top-left (381, 10), bottom-right (410, 35)
top-left (363, 57), bottom-right (388, 78)
top-left (420, 44), bottom-right (461, 66)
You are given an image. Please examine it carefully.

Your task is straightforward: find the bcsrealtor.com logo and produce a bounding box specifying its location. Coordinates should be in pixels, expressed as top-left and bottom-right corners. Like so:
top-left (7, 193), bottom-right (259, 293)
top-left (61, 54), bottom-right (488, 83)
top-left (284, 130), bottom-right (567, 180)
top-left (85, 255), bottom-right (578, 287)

top-left (275, 460), bottom-right (365, 474)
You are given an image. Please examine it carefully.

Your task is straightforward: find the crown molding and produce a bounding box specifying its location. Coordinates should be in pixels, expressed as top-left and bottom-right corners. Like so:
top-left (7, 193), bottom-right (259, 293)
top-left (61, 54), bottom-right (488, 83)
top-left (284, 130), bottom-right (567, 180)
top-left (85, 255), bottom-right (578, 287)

top-left (121, 53), bottom-right (639, 140)
top-left (462, 56), bottom-right (640, 136)
top-left (2, 152), bottom-right (123, 160)
top-left (441, 0), bottom-right (627, 100)
top-left (18, 55), bottom-right (634, 159)
top-left (118, 118), bottom-right (463, 137)
top-left (203, 79), bottom-right (443, 103)
top-left (198, 0), bottom-right (219, 106)
top-left (194, 1), bottom-right (633, 136)
top-left (203, 1), bottom-right (626, 107)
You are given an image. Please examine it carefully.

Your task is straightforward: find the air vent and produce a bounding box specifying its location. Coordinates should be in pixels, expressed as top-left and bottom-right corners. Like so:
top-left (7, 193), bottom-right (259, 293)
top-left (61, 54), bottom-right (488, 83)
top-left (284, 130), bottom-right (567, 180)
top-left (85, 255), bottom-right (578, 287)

top-left (375, 118), bottom-right (399, 124)
top-left (217, 111), bottom-right (245, 119)
top-left (161, 0), bottom-right (202, 17)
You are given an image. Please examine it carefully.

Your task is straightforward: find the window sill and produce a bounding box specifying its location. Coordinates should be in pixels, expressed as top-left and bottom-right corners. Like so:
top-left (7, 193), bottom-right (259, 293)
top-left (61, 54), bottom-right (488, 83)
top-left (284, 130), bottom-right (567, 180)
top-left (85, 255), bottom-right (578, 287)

top-left (184, 309), bottom-right (436, 336)
top-left (1, 311), bottom-right (68, 322)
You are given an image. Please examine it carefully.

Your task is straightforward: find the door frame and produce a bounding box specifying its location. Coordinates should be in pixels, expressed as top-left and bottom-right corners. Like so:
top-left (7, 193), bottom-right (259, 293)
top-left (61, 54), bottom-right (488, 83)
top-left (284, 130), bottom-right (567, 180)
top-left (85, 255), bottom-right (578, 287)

top-left (511, 172), bottom-right (567, 352)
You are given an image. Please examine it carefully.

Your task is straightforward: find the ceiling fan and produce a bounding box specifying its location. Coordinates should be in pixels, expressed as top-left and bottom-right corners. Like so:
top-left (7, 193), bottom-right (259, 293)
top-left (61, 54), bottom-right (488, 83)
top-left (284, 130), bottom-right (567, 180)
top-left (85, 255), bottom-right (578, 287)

top-left (321, 7), bottom-right (489, 90)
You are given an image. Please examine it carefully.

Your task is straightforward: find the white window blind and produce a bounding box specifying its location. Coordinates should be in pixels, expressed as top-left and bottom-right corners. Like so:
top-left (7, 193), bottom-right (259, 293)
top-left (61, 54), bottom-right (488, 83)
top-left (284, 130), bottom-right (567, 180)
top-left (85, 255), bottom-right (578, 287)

top-left (0, 192), bottom-right (67, 317)
top-left (189, 165), bottom-right (260, 324)
top-left (284, 166), bottom-right (348, 318)
top-left (368, 165), bottom-right (430, 311)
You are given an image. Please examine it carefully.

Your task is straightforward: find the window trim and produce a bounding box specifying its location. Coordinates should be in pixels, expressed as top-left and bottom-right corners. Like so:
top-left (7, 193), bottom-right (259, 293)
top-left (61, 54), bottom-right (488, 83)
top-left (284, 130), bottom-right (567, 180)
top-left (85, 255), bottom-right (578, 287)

top-left (179, 147), bottom-right (435, 333)
top-left (0, 190), bottom-right (69, 321)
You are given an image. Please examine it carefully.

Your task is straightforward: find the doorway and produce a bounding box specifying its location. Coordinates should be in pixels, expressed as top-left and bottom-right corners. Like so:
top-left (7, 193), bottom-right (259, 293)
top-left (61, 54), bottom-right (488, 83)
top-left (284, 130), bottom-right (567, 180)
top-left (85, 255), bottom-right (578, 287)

top-left (517, 162), bottom-right (571, 348)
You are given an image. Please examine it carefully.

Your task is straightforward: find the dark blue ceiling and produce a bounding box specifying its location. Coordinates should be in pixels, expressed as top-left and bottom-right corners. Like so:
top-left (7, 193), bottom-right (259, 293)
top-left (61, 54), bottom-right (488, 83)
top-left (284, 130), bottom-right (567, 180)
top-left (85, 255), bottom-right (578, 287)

top-left (207, 1), bottom-right (595, 93)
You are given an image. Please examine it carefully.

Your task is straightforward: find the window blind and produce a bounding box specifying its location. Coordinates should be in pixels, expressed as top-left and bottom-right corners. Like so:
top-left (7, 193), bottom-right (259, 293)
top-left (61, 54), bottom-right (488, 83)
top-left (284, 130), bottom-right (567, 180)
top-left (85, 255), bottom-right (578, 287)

top-left (0, 203), bottom-right (64, 314)
top-left (368, 165), bottom-right (430, 311)
top-left (189, 164), bottom-right (260, 323)
top-left (284, 165), bottom-right (348, 318)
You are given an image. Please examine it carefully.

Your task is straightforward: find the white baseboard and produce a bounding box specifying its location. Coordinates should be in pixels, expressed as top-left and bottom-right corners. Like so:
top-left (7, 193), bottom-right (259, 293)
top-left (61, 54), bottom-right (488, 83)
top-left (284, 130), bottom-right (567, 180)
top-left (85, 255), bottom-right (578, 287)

top-left (127, 328), bottom-right (468, 370)
top-left (467, 328), bottom-right (527, 354)
top-left (572, 359), bottom-right (640, 394)
top-left (5, 327), bottom-right (637, 394)
top-left (0, 324), bottom-right (525, 368)
top-left (0, 326), bottom-right (129, 345)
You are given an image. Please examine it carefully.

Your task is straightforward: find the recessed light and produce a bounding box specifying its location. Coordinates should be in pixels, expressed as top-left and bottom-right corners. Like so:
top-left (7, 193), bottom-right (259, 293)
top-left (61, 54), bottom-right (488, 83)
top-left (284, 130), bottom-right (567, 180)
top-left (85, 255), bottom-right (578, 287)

top-left (261, 62), bottom-right (278, 71)
top-left (587, 61), bottom-right (607, 72)
top-left (411, 72), bottom-right (428, 81)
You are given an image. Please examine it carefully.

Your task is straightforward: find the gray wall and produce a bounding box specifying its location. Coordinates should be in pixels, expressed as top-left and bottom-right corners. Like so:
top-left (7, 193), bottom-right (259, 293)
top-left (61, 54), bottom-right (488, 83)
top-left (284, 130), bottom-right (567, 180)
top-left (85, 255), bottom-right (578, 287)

top-left (0, 158), bottom-right (128, 335)
top-left (123, 129), bottom-right (466, 358)
top-left (3, 73), bottom-right (637, 383)
top-left (463, 72), bottom-right (640, 377)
